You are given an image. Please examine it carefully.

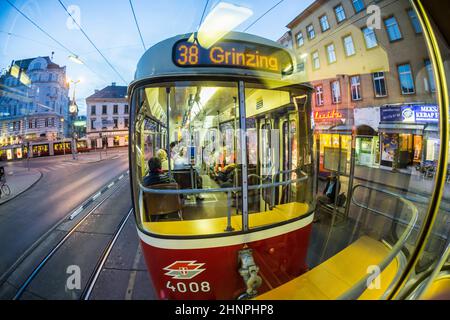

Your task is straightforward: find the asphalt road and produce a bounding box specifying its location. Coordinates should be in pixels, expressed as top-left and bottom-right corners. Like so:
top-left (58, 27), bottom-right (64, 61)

top-left (0, 150), bottom-right (129, 281)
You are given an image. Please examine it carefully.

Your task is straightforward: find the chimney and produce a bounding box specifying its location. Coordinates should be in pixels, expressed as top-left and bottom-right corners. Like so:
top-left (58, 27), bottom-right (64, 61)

top-left (111, 82), bottom-right (116, 87)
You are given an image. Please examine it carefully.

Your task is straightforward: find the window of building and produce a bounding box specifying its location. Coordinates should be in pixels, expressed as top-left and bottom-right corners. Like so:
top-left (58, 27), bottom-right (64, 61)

top-left (362, 27), bottom-right (378, 48)
top-left (408, 9), bottom-right (422, 34)
top-left (45, 118), bottom-right (49, 127)
top-left (384, 17), bottom-right (402, 42)
top-left (331, 80), bottom-right (341, 104)
top-left (124, 118), bottom-right (129, 128)
top-left (312, 51), bottom-right (320, 70)
top-left (124, 105), bottom-right (129, 114)
top-left (343, 35), bottom-right (356, 56)
top-left (350, 75), bottom-right (362, 100)
top-left (91, 105), bottom-right (96, 115)
top-left (334, 4), bottom-right (346, 23)
top-left (91, 120), bottom-right (96, 130)
top-left (315, 85), bottom-right (324, 106)
top-left (113, 118), bottom-right (119, 129)
top-left (326, 44), bottom-right (337, 64)
top-left (113, 105), bottom-right (119, 114)
top-left (307, 24), bottom-right (316, 40)
top-left (319, 15), bottom-right (330, 32)
top-left (102, 105), bottom-right (107, 115)
top-left (373, 72), bottom-right (388, 97)
top-left (425, 59), bottom-right (436, 92)
top-left (29, 120), bottom-right (33, 129)
top-left (398, 63), bottom-right (415, 95)
top-left (296, 32), bottom-right (304, 47)
top-left (352, 0), bottom-right (365, 13)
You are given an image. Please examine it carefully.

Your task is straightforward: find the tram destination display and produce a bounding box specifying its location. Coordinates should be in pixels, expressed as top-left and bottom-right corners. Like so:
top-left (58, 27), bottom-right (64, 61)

top-left (173, 39), bottom-right (294, 75)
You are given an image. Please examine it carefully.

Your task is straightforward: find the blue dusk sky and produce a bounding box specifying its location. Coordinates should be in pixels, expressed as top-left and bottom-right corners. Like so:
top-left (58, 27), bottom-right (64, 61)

top-left (0, 0), bottom-right (314, 115)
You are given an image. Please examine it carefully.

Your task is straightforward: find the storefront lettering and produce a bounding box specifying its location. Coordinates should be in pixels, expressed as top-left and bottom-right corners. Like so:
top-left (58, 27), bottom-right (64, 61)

top-left (314, 110), bottom-right (343, 121)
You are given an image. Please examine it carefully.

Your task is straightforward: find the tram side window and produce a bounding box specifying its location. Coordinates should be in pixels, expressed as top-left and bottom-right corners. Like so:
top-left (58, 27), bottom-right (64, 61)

top-left (244, 83), bottom-right (314, 230)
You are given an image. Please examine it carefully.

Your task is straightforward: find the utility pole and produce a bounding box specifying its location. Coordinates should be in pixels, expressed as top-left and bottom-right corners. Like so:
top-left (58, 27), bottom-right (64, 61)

top-left (68, 80), bottom-right (81, 161)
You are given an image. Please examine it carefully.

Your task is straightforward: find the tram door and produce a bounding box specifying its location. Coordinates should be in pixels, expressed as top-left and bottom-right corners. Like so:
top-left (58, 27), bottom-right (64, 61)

top-left (281, 117), bottom-right (297, 204)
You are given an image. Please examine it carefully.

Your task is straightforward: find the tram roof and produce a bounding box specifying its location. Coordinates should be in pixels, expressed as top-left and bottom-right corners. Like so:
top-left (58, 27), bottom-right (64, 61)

top-left (132, 31), bottom-right (306, 86)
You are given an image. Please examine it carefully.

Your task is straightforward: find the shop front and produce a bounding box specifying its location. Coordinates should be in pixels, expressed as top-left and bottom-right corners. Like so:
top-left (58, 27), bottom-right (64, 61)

top-left (378, 105), bottom-right (438, 170)
top-left (354, 107), bottom-right (381, 168)
top-left (313, 108), bottom-right (353, 176)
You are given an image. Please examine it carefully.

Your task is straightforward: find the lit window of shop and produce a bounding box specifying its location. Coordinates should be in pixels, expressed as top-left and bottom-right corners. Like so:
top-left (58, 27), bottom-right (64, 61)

top-left (326, 43), bottom-right (337, 64)
top-left (384, 16), bottom-right (402, 42)
top-left (307, 24), bottom-right (315, 40)
top-left (352, 0), bottom-right (365, 13)
top-left (319, 15), bottom-right (330, 32)
top-left (373, 72), bottom-right (388, 97)
top-left (331, 80), bottom-right (341, 104)
top-left (114, 136), bottom-right (120, 147)
top-left (351, 76), bottom-right (362, 100)
top-left (362, 27), bottom-right (378, 49)
top-left (343, 35), bottom-right (356, 56)
top-left (312, 51), bottom-right (320, 70)
top-left (334, 4), bottom-right (346, 23)
top-left (398, 63), bottom-right (415, 95)
top-left (315, 85), bottom-right (324, 106)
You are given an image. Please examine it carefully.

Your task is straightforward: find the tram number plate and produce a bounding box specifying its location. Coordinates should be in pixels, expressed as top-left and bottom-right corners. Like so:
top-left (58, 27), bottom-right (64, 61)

top-left (166, 281), bottom-right (211, 293)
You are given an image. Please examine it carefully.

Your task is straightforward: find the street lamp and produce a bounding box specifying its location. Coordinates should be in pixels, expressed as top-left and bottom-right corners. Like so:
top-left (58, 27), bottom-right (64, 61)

top-left (68, 79), bottom-right (81, 160)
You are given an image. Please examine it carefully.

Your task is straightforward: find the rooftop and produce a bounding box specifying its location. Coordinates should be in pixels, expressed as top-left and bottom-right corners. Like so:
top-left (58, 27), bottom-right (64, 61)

top-left (86, 83), bottom-right (128, 100)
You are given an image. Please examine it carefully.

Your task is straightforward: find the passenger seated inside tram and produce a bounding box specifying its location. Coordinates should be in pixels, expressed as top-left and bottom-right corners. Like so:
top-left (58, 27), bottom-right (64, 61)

top-left (143, 157), bottom-right (175, 187)
top-left (216, 163), bottom-right (237, 188)
top-left (316, 172), bottom-right (341, 206)
top-left (156, 149), bottom-right (171, 171)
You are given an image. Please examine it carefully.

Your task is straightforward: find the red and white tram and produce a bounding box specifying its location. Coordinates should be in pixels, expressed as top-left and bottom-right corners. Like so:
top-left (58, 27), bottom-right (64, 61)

top-left (128, 31), bottom-right (315, 300)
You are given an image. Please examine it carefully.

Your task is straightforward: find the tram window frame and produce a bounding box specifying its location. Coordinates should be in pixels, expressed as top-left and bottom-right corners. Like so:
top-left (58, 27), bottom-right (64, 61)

top-left (130, 79), bottom-right (314, 238)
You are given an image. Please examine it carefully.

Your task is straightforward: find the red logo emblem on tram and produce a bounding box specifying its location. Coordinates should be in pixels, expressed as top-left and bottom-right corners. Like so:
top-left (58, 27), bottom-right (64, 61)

top-left (163, 261), bottom-right (206, 280)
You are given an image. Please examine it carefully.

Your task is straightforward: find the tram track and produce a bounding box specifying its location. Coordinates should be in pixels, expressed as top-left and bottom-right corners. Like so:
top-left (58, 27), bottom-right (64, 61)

top-left (0, 171), bottom-right (132, 300)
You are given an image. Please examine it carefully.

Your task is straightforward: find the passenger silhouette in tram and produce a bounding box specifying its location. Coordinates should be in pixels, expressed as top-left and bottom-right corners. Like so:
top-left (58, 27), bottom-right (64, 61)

top-left (317, 172), bottom-right (341, 206)
top-left (143, 157), bottom-right (174, 187)
top-left (156, 149), bottom-right (171, 171)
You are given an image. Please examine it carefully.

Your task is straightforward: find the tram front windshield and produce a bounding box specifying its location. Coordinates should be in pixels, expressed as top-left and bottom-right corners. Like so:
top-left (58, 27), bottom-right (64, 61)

top-left (131, 80), bottom-right (314, 237)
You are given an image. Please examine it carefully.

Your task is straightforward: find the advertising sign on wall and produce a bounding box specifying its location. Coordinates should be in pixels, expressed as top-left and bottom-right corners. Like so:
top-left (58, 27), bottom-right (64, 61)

top-left (380, 105), bottom-right (439, 123)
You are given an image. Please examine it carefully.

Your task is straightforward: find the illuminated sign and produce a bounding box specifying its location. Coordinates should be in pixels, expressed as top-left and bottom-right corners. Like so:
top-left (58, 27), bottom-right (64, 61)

top-left (173, 40), bottom-right (293, 74)
top-left (381, 105), bottom-right (439, 123)
top-left (314, 109), bottom-right (343, 122)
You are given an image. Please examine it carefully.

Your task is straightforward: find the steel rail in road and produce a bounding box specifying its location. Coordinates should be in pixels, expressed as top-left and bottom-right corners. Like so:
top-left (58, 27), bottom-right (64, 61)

top-left (12, 172), bottom-right (131, 300)
top-left (82, 209), bottom-right (134, 300)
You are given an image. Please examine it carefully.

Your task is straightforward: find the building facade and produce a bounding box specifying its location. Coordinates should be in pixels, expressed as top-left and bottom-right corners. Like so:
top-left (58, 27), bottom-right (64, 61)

top-left (283, 0), bottom-right (437, 171)
top-left (0, 56), bottom-right (70, 147)
top-left (86, 83), bottom-right (129, 149)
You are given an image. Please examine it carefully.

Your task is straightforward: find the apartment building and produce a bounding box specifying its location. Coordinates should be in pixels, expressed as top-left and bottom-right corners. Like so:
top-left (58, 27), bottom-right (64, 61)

top-left (284, 0), bottom-right (437, 170)
top-left (85, 83), bottom-right (129, 149)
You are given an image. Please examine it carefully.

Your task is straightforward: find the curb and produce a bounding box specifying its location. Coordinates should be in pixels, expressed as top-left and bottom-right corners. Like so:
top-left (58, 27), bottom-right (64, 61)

top-left (0, 171), bottom-right (43, 206)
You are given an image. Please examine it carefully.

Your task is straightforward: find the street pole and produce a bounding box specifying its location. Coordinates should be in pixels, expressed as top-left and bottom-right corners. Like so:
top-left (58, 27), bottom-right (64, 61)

top-left (69, 80), bottom-right (80, 161)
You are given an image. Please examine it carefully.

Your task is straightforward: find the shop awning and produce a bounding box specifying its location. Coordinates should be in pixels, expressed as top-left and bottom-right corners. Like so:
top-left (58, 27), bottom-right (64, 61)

top-left (424, 124), bottom-right (439, 132)
top-left (378, 123), bottom-right (426, 134)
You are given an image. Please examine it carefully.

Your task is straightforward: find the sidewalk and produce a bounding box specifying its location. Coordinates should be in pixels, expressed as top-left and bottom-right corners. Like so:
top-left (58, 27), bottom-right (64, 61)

top-left (0, 167), bottom-right (42, 205)
top-left (61, 150), bottom-right (127, 165)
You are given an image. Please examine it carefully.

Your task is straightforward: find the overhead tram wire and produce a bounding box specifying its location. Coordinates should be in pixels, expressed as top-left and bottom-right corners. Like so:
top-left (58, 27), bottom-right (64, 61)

top-left (58, 0), bottom-right (128, 85)
top-left (5, 0), bottom-right (77, 56)
top-left (198, 0), bottom-right (210, 30)
top-left (129, 0), bottom-right (146, 51)
top-left (3, 2), bottom-right (109, 84)
top-left (243, 0), bottom-right (285, 32)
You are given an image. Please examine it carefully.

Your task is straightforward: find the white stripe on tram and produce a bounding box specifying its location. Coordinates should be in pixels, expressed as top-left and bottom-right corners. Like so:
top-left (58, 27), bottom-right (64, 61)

top-left (137, 215), bottom-right (314, 250)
